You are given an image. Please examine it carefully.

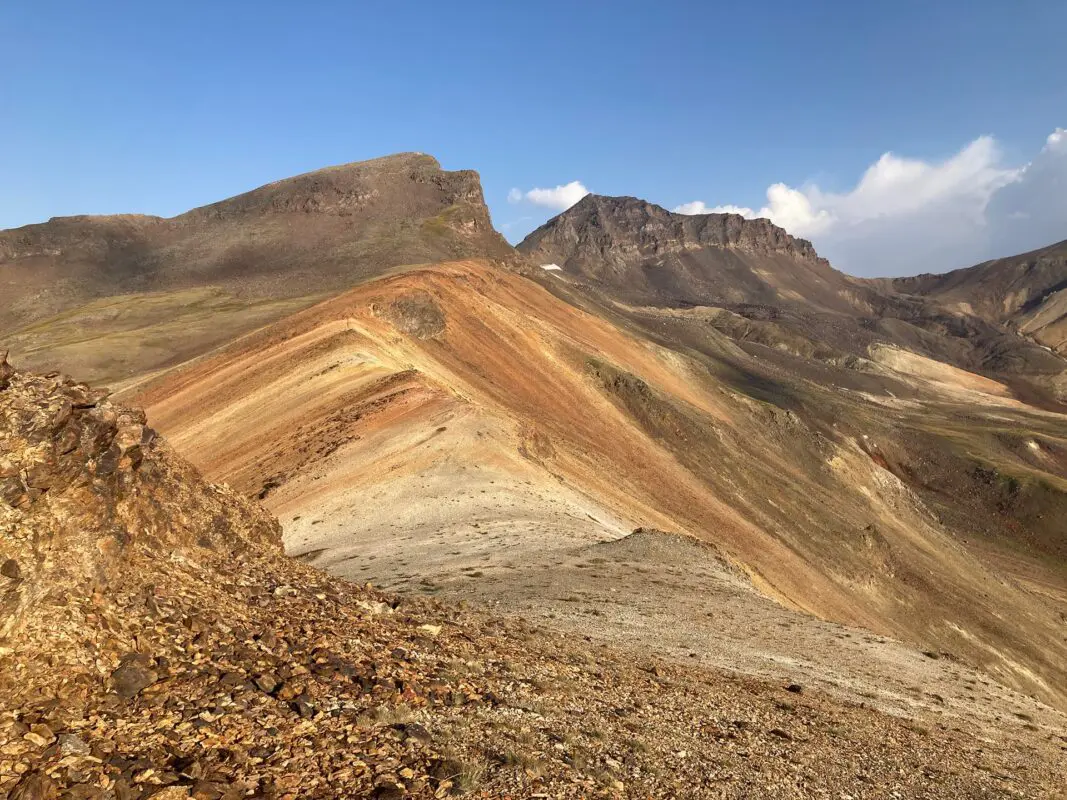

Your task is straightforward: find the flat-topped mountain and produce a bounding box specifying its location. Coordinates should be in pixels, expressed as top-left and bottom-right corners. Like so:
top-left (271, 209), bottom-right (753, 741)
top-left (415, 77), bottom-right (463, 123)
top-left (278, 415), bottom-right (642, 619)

top-left (0, 153), bottom-right (514, 384)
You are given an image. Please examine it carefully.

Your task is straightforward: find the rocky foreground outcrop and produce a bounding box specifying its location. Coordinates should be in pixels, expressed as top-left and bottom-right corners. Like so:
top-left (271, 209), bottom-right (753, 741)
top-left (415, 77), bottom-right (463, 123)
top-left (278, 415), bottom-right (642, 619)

top-left (1, 352), bottom-right (1064, 799)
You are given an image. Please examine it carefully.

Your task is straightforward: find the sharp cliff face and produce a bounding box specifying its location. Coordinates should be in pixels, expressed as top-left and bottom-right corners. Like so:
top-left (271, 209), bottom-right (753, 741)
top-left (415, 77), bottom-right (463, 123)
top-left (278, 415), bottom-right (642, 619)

top-left (0, 153), bottom-right (515, 384)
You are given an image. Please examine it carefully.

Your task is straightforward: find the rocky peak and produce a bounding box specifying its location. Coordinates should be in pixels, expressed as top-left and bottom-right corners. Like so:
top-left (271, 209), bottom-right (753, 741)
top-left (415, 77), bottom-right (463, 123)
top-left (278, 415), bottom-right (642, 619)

top-left (0, 153), bottom-right (505, 263)
top-left (177, 152), bottom-right (492, 226)
top-left (519, 194), bottom-right (826, 268)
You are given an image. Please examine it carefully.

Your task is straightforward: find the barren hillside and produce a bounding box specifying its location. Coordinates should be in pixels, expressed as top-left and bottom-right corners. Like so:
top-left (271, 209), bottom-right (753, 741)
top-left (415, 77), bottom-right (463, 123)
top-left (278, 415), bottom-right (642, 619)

top-left (131, 260), bottom-right (1067, 714)
top-left (4, 355), bottom-right (1067, 799)
top-left (5, 158), bottom-right (1067, 796)
top-left (0, 153), bottom-right (514, 385)
top-left (888, 239), bottom-right (1067, 355)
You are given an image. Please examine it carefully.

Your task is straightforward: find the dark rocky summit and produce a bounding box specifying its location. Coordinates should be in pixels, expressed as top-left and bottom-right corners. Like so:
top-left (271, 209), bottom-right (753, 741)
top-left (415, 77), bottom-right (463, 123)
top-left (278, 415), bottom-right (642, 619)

top-left (521, 194), bottom-right (826, 266)
top-left (518, 195), bottom-right (847, 310)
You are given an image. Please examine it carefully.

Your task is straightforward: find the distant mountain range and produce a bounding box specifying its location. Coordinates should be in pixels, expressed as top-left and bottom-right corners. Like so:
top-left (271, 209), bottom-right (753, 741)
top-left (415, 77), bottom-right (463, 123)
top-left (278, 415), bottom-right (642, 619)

top-left (519, 194), bottom-right (1067, 406)
top-left (890, 238), bottom-right (1067, 355)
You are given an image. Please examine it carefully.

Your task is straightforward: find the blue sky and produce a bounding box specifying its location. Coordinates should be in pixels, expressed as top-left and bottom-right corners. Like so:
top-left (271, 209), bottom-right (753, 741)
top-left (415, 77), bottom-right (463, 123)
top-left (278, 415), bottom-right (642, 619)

top-left (2, 0), bottom-right (1065, 275)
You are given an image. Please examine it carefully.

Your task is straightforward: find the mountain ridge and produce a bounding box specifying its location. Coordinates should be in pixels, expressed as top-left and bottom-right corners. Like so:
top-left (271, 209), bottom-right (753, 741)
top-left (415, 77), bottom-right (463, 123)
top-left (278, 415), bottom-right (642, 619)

top-left (0, 152), bottom-right (516, 384)
top-left (520, 195), bottom-right (1067, 404)
top-left (886, 238), bottom-right (1067, 355)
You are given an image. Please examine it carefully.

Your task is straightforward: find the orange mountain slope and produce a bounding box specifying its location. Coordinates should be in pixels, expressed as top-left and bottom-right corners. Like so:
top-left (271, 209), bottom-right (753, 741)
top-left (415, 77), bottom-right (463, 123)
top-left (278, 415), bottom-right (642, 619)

top-left (131, 259), bottom-right (1067, 710)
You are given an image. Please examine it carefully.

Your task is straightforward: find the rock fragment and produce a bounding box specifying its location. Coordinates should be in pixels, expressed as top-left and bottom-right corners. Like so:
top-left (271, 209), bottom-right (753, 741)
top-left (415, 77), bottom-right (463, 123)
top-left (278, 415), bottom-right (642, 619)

top-left (110, 654), bottom-right (159, 699)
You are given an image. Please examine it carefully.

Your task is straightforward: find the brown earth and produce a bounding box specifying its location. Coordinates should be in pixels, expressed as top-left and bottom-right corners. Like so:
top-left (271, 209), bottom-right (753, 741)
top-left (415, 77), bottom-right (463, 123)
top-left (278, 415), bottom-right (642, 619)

top-left (130, 259), bottom-right (1067, 715)
top-left (3, 357), bottom-right (1067, 799)
top-left (0, 153), bottom-right (514, 385)
top-left (887, 238), bottom-right (1067, 357)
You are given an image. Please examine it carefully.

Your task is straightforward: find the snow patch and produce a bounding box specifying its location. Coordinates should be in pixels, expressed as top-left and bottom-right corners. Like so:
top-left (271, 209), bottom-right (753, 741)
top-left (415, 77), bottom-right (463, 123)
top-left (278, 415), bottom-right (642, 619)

top-left (540, 263), bottom-right (563, 271)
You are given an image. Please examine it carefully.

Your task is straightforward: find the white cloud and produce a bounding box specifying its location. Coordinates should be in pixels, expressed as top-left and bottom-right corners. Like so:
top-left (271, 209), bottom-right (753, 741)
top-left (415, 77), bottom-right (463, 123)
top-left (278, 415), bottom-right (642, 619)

top-left (673, 201), bottom-right (755, 217)
top-left (986, 128), bottom-right (1067, 258)
top-left (674, 130), bottom-right (1067, 275)
top-left (509, 180), bottom-right (589, 211)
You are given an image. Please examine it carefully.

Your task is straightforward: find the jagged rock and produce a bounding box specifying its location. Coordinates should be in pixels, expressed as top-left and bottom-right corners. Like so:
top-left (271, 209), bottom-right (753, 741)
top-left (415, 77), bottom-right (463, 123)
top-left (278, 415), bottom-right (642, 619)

top-left (395, 723), bottom-right (432, 744)
top-left (188, 780), bottom-right (224, 800)
top-left (376, 293), bottom-right (446, 339)
top-left (0, 477), bottom-right (25, 507)
top-left (57, 734), bottom-right (90, 756)
top-left (23, 731), bottom-right (50, 749)
top-left (371, 783), bottom-right (404, 800)
top-left (110, 655), bottom-right (159, 699)
top-left (0, 350), bottom-right (13, 390)
top-left (94, 444), bottom-right (123, 476)
top-left (26, 725), bottom-right (54, 748)
top-left (253, 673), bottom-right (279, 694)
top-left (149, 788), bottom-right (190, 799)
top-left (8, 772), bottom-right (56, 800)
